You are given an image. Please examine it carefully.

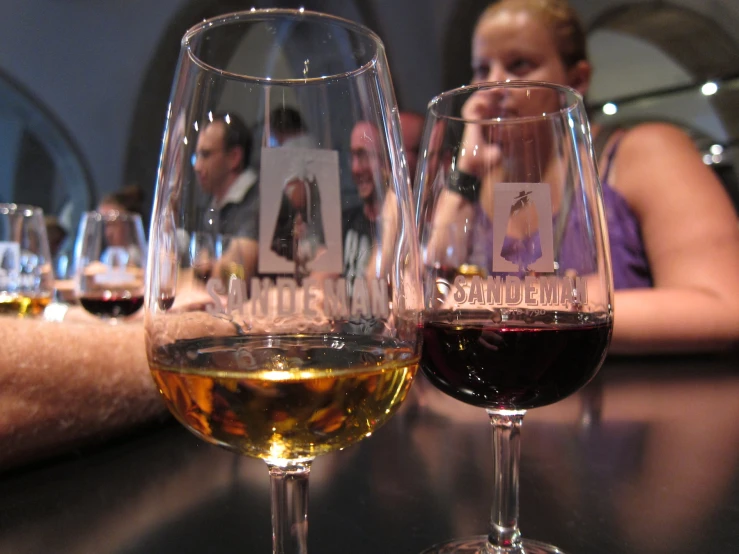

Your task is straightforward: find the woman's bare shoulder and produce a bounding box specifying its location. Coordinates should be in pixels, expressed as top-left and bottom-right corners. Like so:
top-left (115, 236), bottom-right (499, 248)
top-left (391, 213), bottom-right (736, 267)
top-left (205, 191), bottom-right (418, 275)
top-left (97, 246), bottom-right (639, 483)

top-left (611, 121), bottom-right (731, 216)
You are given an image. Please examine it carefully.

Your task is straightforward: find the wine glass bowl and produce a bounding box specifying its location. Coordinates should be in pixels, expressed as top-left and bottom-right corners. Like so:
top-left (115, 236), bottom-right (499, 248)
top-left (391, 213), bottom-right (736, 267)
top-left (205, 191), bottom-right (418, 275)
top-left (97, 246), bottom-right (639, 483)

top-left (415, 82), bottom-right (613, 553)
top-left (145, 9), bottom-right (420, 552)
top-left (74, 211), bottom-right (147, 321)
top-left (149, 331), bottom-right (418, 465)
top-left (0, 203), bottom-right (54, 317)
top-left (189, 231), bottom-right (216, 283)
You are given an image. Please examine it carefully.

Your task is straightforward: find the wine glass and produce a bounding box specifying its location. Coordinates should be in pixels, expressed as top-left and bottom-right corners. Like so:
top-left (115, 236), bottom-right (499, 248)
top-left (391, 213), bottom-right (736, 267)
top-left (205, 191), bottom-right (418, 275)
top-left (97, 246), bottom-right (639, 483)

top-left (414, 82), bottom-right (614, 553)
top-left (189, 231), bottom-right (217, 283)
top-left (74, 211), bottom-right (147, 321)
top-left (145, 9), bottom-right (421, 553)
top-left (0, 203), bottom-right (54, 316)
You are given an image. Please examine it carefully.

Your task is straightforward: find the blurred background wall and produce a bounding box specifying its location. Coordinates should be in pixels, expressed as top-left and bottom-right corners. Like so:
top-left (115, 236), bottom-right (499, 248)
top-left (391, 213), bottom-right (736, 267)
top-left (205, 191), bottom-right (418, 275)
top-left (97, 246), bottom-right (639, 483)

top-left (0, 0), bottom-right (737, 237)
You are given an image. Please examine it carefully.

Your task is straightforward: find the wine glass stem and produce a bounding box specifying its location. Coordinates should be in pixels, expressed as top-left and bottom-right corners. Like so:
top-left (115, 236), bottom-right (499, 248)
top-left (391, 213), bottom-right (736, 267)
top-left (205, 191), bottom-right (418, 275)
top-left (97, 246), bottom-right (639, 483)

top-left (268, 462), bottom-right (311, 554)
top-left (486, 409), bottom-right (526, 553)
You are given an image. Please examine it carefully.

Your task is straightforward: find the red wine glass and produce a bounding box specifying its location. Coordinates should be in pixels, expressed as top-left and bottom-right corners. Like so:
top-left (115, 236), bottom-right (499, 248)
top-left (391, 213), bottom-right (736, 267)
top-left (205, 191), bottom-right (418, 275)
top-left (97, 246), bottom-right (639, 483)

top-left (414, 82), bottom-right (614, 553)
top-left (74, 211), bottom-right (147, 322)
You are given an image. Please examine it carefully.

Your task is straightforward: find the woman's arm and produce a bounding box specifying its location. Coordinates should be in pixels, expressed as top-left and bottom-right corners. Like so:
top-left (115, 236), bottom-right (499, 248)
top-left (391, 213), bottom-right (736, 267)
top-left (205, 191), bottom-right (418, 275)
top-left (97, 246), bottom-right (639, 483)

top-left (608, 122), bottom-right (739, 354)
top-left (0, 318), bottom-right (167, 470)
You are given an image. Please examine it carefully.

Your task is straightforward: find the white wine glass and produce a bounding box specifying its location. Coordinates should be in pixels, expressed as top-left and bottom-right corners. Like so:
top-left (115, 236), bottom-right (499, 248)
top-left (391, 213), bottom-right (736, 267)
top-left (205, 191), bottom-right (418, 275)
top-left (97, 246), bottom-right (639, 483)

top-left (0, 203), bottom-right (54, 316)
top-left (414, 82), bottom-right (614, 553)
top-left (74, 211), bottom-right (147, 321)
top-left (145, 9), bottom-right (421, 553)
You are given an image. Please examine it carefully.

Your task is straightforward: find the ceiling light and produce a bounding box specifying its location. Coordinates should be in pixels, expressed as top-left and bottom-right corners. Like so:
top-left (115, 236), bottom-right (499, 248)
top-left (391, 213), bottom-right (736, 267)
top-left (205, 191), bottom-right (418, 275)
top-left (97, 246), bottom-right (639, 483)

top-left (602, 103), bottom-right (618, 116)
top-left (701, 82), bottom-right (718, 96)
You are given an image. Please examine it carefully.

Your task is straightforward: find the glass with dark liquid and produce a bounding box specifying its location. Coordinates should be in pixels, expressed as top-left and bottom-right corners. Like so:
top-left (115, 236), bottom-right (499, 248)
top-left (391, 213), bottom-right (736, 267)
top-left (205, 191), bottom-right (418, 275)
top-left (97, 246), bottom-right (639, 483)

top-left (414, 82), bottom-right (614, 553)
top-left (78, 292), bottom-right (144, 318)
top-left (74, 211), bottom-right (146, 322)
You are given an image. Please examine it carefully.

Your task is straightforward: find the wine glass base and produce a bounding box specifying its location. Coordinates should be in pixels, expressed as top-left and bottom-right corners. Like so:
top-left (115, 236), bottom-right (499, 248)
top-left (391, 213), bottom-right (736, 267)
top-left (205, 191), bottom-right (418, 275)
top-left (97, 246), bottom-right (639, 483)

top-left (421, 536), bottom-right (565, 554)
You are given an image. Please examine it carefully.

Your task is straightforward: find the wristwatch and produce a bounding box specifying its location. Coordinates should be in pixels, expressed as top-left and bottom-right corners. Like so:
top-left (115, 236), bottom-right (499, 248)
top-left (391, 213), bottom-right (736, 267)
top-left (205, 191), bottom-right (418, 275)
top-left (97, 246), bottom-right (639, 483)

top-left (448, 170), bottom-right (481, 203)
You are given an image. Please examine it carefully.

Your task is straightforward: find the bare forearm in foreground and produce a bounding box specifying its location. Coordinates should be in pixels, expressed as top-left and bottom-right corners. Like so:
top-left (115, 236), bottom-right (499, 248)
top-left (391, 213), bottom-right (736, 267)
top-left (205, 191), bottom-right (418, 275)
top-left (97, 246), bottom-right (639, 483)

top-left (0, 318), bottom-right (167, 470)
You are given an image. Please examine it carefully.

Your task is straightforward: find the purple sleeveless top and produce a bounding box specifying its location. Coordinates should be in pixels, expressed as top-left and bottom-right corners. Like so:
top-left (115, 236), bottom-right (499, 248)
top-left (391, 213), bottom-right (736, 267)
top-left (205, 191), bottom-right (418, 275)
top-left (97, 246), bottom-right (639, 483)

top-left (596, 143), bottom-right (652, 289)
top-left (468, 141), bottom-right (652, 290)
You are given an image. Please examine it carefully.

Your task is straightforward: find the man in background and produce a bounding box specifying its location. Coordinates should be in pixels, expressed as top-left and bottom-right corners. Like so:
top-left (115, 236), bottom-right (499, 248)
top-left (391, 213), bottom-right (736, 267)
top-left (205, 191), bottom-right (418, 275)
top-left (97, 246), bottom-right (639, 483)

top-left (194, 112), bottom-right (258, 240)
top-left (193, 112), bottom-right (259, 282)
top-left (343, 121), bottom-right (385, 286)
top-left (268, 107), bottom-right (317, 149)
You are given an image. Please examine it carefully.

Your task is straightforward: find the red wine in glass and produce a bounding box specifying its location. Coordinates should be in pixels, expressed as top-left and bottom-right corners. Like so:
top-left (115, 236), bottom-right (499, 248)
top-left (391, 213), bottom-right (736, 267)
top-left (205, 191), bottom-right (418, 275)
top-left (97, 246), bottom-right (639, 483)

top-left (157, 292), bottom-right (175, 311)
top-left (414, 82), bottom-right (614, 554)
top-left (422, 310), bottom-right (611, 411)
top-left (79, 292), bottom-right (144, 318)
top-left (74, 211), bottom-right (147, 321)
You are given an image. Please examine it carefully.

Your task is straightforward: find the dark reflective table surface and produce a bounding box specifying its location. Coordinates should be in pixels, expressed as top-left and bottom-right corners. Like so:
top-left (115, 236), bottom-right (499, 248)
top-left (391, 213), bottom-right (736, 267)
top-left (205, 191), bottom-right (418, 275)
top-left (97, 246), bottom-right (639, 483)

top-left (1, 354), bottom-right (738, 553)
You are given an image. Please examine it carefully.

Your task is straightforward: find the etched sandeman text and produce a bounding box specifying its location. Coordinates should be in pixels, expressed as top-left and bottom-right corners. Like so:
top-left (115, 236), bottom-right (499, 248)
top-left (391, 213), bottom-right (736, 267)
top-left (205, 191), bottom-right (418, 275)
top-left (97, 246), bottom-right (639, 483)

top-left (452, 275), bottom-right (588, 306)
top-left (206, 276), bottom-right (389, 318)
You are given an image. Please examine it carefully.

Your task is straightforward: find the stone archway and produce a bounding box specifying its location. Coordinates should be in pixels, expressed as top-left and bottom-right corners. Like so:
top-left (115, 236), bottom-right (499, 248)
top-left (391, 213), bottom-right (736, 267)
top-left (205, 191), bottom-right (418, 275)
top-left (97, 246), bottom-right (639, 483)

top-left (0, 68), bottom-right (95, 237)
top-left (588, 2), bottom-right (739, 144)
top-left (121, 0), bottom-right (254, 231)
top-left (589, 1), bottom-right (739, 205)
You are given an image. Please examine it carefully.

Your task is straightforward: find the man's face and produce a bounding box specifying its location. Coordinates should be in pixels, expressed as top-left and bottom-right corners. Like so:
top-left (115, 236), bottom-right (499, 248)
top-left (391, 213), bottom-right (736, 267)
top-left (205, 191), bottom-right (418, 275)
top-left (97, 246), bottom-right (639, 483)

top-left (194, 121), bottom-right (232, 196)
top-left (350, 122), bottom-right (383, 203)
top-left (104, 216), bottom-right (130, 248)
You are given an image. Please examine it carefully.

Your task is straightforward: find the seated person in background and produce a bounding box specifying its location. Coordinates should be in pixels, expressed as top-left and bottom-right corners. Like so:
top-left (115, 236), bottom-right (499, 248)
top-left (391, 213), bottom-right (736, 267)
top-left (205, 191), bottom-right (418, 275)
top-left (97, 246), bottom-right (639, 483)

top-left (399, 111), bottom-right (425, 185)
top-left (0, 317), bottom-right (166, 470)
top-left (344, 120), bottom-right (405, 288)
top-left (434, 0), bottom-right (739, 354)
top-left (94, 184), bottom-right (148, 271)
top-left (193, 112), bottom-right (259, 283)
top-left (268, 106), bottom-right (317, 149)
top-left (44, 216), bottom-right (68, 260)
top-left (344, 121), bottom-right (386, 286)
top-left (44, 215), bottom-right (70, 279)
top-left (98, 184), bottom-right (147, 220)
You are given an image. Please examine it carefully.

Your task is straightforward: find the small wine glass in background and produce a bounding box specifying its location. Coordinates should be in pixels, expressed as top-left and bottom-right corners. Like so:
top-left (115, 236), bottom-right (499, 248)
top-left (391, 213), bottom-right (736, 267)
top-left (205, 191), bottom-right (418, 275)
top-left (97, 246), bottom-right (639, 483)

top-left (74, 211), bottom-right (147, 321)
top-left (415, 82), bottom-right (613, 554)
top-left (0, 203), bottom-right (55, 317)
top-left (189, 231), bottom-right (217, 283)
